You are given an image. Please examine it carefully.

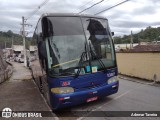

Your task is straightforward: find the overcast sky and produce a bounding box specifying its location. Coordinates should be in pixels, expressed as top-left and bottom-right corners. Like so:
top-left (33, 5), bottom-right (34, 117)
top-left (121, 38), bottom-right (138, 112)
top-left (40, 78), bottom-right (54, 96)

top-left (0, 0), bottom-right (160, 36)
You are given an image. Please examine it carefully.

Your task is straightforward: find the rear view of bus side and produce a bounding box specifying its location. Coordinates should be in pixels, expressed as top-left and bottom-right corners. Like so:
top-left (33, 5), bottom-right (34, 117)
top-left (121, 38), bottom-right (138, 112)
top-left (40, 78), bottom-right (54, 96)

top-left (30, 13), bottom-right (119, 110)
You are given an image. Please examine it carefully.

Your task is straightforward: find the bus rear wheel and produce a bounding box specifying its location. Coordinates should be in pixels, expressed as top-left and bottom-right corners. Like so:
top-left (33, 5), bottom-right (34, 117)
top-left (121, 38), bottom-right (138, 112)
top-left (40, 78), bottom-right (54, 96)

top-left (46, 90), bottom-right (52, 108)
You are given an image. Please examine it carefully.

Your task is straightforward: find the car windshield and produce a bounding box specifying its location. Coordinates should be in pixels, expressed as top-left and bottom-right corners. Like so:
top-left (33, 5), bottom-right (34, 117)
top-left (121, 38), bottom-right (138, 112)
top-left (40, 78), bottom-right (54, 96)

top-left (44, 16), bottom-right (116, 76)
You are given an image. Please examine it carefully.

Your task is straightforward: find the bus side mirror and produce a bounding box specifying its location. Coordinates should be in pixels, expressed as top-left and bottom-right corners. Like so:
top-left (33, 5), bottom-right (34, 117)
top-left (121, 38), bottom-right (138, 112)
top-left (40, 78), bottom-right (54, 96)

top-left (111, 32), bottom-right (114, 36)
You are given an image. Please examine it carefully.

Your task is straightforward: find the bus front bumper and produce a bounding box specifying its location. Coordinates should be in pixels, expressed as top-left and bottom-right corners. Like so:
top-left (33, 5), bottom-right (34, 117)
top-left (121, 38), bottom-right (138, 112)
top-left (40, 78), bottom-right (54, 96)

top-left (50, 81), bottom-right (119, 110)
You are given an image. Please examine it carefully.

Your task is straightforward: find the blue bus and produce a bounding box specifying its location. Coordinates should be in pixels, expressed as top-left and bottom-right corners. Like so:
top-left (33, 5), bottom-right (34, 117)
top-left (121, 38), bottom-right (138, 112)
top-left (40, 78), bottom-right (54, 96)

top-left (31, 13), bottom-right (119, 110)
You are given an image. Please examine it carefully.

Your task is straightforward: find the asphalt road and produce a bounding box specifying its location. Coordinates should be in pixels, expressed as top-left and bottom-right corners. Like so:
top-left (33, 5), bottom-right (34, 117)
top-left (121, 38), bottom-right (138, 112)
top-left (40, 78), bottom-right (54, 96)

top-left (55, 77), bottom-right (160, 120)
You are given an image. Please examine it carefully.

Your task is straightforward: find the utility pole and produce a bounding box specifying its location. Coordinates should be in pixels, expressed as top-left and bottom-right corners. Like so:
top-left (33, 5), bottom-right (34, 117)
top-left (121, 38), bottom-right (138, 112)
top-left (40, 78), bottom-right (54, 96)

top-left (11, 36), bottom-right (13, 49)
top-left (5, 41), bottom-right (6, 49)
top-left (5, 41), bottom-right (6, 60)
top-left (22, 16), bottom-right (27, 67)
top-left (130, 30), bottom-right (133, 49)
top-left (138, 34), bottom-right (141, 45)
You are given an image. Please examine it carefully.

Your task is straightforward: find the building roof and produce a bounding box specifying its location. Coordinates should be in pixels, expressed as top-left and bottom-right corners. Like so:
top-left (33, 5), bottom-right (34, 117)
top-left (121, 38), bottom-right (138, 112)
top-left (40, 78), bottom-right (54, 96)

top-left (129, 45), bottom-right (160, 52)
top-left (115, 43), bottom-right (138, 50)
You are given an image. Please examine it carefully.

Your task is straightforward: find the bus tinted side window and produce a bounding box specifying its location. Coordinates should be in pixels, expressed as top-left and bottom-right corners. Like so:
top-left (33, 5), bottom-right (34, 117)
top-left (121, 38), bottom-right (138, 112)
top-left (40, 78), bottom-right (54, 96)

top-left (37, 20), bottom-right (48, 71)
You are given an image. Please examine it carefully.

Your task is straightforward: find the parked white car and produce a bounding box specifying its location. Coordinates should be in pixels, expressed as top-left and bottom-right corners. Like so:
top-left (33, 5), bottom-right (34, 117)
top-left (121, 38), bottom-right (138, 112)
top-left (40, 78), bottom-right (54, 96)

top-left (29, 56), bottom-right (36, 62)
top-left (16, 54), bottom-right (24, 63)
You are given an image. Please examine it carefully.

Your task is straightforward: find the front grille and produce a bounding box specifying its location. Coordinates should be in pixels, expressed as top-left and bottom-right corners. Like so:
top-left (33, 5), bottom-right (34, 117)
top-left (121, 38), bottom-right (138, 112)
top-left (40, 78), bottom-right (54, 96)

top-left (75, 83), bottom-right (106, 91)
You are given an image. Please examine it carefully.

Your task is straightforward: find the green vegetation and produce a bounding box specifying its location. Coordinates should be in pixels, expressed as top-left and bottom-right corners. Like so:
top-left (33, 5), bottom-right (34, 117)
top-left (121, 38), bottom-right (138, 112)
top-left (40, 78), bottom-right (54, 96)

top-left (114, 26), bottom-right (160, 44)
top-left (0, 30), bottom-right (31, 49)
top-left (1, 26), bottom-right (160, 48)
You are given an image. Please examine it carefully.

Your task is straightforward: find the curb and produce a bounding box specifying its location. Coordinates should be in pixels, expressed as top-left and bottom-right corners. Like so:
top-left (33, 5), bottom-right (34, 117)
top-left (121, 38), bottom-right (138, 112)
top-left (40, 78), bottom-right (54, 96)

top-left (118, 74), bottom-right (160, 87)
top-left (6, 61), bottom-right (13, 66)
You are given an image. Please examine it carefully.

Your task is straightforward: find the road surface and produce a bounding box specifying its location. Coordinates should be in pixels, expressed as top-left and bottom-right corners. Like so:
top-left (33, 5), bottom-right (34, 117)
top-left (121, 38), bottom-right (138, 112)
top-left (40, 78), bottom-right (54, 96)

top-left (55, 77), bottom-right (160, 120)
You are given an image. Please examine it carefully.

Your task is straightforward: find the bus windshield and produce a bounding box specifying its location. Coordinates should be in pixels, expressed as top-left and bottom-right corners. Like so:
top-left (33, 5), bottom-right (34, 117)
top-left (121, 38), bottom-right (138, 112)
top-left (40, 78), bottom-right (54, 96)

top-left (45, 16), bottom-right (116, 76)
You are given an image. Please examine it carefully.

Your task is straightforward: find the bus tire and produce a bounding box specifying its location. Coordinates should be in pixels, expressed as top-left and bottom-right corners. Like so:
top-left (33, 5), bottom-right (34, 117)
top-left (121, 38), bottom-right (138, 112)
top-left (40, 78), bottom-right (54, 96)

top-left (41, 76), bottom-right (52, 109)
top-left (30, 68), bottom-right (35, 80)
top-left (39, 76), bottom-right (43, 93)
top-left (46, 89), bottom-right (52, 108)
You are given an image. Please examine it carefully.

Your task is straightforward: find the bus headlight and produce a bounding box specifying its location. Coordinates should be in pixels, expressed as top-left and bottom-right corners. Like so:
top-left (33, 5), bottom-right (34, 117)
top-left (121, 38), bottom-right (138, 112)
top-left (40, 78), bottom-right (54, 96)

top-left (51, 87), bottom-right (74, 94)
top-left (108, 76), bottom-right (118, 84)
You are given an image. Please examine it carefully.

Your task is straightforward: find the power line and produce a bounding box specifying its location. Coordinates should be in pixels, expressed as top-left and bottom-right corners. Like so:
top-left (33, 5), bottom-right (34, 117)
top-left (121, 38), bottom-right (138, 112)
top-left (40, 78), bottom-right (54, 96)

top-left (24, 0), bottom-right (50, 37)
top-left (94, 0), bottom-right (130, 15)
top-left (78, 0), bottom-right (105, 14)
top-left (26, 0), bottom-right (50, 20)
top-left (74, 0), bottom-right (97, 12)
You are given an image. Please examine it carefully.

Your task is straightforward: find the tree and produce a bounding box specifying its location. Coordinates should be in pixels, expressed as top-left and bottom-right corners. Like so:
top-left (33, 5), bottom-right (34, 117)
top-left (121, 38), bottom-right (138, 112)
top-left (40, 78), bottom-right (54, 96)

top-left (113, 26), bottom-right (160, 44)
top-left (113, 36), bottom-right (122, 44)
top-left (4, 30), bottom-right (13, 37)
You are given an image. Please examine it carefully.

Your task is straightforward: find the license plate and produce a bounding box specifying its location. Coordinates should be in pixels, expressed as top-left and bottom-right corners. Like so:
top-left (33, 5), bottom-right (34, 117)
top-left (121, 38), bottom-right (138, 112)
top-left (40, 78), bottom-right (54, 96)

top-left (87, 96), bottom-right (98, 103)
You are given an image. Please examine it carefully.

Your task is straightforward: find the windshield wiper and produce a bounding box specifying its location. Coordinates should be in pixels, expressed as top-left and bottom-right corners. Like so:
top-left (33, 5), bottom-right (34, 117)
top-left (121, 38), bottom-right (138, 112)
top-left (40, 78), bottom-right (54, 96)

top-left (75, 42), bottom-right (107, 78)
top-left (75, 51), bottom-right (87, 78)
top-left (49, 71), bottom-right (75, 77)
top-left (75, 41), bottom-right (89, 78)
top-left (88, 42), bottom-right (106, 72)
top-left (60, 72), bottom-right (75, 76)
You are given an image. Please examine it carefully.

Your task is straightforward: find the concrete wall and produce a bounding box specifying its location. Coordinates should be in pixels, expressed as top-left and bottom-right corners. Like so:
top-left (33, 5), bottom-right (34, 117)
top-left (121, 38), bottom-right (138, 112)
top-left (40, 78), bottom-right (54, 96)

top-left (116, 52), bottom-right (160, 82)
top-left (0, 66), bottom-right (13, 83)
top-left (0, 53), bottom-right (13, 84)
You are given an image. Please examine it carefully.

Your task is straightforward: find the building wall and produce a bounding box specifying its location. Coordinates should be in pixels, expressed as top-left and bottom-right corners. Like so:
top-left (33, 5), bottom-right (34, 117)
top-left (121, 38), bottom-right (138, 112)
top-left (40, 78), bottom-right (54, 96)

top-left (0, 51), bottom-right (13, 84)
top-left (115, 43), bottom-right (138, 50)
top-left (116, 52), bottom-right (160, 82)
top-left (12, 45), bottom-right (23, 51)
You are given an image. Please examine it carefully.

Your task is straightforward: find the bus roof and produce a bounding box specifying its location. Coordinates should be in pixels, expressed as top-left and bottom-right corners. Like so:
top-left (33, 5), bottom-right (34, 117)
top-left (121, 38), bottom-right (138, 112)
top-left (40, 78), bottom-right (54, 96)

top-left (40, 13), bottom-right (108, 20)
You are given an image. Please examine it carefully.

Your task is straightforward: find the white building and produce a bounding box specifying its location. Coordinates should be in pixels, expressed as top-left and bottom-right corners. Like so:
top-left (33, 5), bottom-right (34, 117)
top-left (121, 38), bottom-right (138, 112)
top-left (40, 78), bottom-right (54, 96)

top-left (12, 45), bottom-right (24, 55)
top-left (115, 43), bottom-right (138, 51)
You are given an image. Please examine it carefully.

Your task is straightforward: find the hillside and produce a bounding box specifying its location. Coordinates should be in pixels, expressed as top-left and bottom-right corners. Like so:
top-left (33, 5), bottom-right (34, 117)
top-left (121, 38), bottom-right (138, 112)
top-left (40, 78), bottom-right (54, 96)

top-left (114, 26), bottom-right (160, 44)
top-left (0, 30), bottom-right (31, 49)
top-left (1, 26), bottom-right (160, 49)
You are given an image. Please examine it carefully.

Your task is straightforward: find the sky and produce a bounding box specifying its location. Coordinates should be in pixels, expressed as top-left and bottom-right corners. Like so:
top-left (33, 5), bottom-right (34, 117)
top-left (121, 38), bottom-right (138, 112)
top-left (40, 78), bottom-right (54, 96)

top-left (0, 0), bottom-right (160, 37)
